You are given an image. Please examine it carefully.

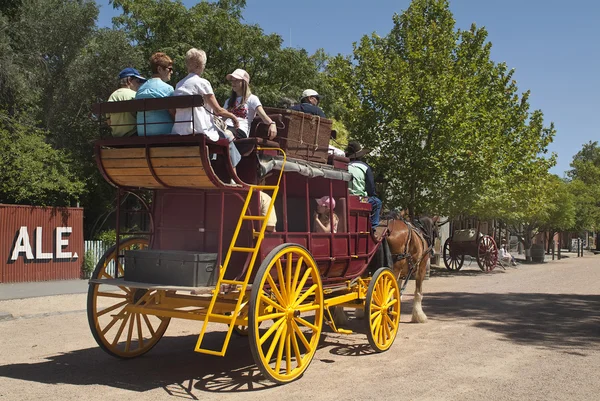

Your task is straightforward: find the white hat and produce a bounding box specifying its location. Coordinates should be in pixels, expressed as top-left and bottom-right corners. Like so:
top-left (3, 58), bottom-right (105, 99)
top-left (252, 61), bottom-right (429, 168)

top-left (301, 89), bottom-right (320, 100)
top-left (226, 68), bottom-right (250, 83)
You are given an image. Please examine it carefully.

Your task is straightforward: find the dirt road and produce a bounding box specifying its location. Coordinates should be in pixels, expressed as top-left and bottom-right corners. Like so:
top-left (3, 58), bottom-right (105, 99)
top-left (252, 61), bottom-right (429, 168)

top-left (1, 256), bottom-right (599, 401)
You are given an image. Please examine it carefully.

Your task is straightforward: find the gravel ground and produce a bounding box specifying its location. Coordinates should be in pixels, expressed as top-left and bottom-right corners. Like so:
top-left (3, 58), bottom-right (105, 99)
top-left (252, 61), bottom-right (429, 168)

top-left (0, 255), bottom-right (598, 401)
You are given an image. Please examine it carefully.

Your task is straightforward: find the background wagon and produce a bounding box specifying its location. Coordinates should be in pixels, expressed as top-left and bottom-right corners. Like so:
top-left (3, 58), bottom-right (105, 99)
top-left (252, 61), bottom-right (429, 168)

top-left (442, 224), bottom-right (498, 272)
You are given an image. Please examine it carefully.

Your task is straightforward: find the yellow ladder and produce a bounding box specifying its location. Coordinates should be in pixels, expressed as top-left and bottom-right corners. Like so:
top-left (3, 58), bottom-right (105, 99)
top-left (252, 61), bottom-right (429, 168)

top-left (195, 148), bottom-right (285, 356)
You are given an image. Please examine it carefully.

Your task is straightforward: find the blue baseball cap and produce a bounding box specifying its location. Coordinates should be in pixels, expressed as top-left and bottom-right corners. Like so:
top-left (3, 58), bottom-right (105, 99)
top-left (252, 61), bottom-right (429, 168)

top-left (118, 67), bottom-right (147, 82)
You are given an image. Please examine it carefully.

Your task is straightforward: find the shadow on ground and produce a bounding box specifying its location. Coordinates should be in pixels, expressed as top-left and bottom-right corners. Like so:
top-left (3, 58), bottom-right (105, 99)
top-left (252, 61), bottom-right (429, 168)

top-left (0, 323), bottom-right (375, 396)
top-left (426, 292), bottom-right (600, 350)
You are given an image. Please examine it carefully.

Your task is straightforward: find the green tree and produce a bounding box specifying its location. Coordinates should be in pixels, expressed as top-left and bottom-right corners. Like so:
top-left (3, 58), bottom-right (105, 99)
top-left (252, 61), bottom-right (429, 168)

top-left (327, 0), bottom-right (555, 219)
top-left (504, 174), bottom-right (575, 256)
top-left (0, 113), bottom-right (84, 205)
top-left (566, 141), bottom-right (600, 232)
top-left (110, 0), bottom-right (328, 108)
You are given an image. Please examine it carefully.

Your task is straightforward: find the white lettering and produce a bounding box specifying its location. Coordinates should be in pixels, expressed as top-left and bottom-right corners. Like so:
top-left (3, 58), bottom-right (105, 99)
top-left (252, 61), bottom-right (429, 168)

top-left (35, 227), bottom-right (53, 260)
top-left (55, 227), bottom-right (72, 259)
top-left (10, 226), bottom-right (34, 261)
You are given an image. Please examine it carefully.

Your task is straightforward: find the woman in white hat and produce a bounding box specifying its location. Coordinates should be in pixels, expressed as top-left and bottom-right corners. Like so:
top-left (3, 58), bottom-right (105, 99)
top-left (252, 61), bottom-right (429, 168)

top-left (223, 68), bottom-right (277, 140)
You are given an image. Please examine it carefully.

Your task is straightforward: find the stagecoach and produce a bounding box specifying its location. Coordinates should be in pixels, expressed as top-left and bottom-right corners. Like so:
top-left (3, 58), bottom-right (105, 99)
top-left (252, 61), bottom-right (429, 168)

top-left (87, 95), bottom-right (403, 383)
top-left (442, 222), bottom-right (498, 272)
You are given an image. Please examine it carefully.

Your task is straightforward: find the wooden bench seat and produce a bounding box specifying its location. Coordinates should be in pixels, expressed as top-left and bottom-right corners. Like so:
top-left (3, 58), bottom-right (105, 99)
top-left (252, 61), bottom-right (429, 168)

top-left (100, 146), bottom-right (215, 189)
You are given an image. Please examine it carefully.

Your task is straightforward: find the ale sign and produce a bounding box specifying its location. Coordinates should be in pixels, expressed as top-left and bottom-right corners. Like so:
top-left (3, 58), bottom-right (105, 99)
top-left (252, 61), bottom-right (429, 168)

top-left (1, 205), bottom-right (83, 283)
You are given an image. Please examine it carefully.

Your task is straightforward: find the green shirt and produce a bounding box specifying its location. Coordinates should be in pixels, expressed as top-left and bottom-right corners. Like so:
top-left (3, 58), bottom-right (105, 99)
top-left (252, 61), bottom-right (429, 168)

top-left (107, 88), bottom-right (137, 137)
top-left (348, 162), bottom-right (368, 196)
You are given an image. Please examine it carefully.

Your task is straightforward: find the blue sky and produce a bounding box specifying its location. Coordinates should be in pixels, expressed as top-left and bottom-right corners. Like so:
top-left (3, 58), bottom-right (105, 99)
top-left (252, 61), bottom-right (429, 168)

top-left (97, 0), bottom-right (599, 177)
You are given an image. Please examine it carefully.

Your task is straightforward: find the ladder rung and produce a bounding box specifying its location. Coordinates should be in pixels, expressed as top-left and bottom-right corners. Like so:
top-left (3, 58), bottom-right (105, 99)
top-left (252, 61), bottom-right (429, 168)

top-left (242, 215), bottom-right (267, 221)
top-left (251, 185), bottom-right (278, 190)
top-left (208, 313), bottom-right (236, 324)
top-left (231, 246), bottom-right (258, 253)
top-left (221, 279), bottom-right (245, 285)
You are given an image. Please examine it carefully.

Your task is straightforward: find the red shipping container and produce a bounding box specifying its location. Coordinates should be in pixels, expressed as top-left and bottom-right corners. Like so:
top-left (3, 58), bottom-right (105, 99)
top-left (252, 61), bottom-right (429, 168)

top-left (0, 204), bottom-right (84, 283)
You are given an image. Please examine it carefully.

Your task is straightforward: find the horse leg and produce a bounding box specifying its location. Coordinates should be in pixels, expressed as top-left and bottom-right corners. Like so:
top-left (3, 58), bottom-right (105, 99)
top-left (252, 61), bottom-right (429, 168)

top-left (331, 306), bottom-right (349, 326)
top-left (411, 256), bottom-right (429, 323)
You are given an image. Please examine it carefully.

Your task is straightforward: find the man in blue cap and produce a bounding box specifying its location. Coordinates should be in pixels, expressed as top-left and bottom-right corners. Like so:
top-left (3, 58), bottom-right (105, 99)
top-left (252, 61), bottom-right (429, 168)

top-left (107, 67), bottom-right (146, 137)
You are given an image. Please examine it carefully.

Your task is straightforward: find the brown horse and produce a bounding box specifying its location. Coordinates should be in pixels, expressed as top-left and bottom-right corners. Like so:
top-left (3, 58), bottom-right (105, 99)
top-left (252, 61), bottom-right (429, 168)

top-left (332, 214), bottom-right (433, 326)
top-left (376, 216), bottom-right (432, 323)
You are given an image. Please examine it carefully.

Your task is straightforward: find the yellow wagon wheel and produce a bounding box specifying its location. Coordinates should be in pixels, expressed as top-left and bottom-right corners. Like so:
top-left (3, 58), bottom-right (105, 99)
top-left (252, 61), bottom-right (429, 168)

top-left (365, 267), bottom-right (401, 352)
top-left (248, 244), bottom-right (323, 384)
top-left (87, 237), bottom-right (170, 359)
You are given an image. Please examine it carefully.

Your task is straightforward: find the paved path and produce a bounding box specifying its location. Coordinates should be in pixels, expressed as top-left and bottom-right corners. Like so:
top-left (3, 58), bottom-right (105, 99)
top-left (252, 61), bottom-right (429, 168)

top-left (0, 255), bottom-right (598, 400)
top-left (0, 279), bottom-right (88, 301)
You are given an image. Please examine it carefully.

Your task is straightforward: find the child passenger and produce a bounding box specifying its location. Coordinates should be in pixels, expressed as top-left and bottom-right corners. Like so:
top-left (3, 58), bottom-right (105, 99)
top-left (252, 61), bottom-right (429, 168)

top-left (313, 196), bottom-right (339, 233)
top-left (223, 68), bottom-right (278, 140)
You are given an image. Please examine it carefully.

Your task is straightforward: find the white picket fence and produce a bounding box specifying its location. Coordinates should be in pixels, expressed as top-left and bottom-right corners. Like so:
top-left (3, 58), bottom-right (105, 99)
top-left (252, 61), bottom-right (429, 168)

top-left (84, 240), bottom-right (110, 266)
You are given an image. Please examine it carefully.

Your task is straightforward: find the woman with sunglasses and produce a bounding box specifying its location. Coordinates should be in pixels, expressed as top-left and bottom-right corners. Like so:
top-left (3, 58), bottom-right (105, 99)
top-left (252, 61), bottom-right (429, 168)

top-left (135, 52), bottom-right (175, 136)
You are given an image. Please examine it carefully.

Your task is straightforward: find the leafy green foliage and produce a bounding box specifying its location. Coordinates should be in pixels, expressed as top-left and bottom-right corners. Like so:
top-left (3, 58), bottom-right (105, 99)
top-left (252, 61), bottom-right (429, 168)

top-left (0, 114), bottom-right (84, 205)
top-left (566, 141), bottom-right (600, 232)
top-left (327, 0), bottom-right (556, 221)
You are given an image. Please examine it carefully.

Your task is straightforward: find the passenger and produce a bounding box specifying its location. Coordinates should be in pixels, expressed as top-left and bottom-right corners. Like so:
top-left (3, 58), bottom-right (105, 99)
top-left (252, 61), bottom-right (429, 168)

top-left (345, 141), bottom-right (382, 230)
top-left (223, 69), bottom-right (277, 140)
top-left (259, 192), bottom-right (277, 232)
top-left (313, 196), bottom-right (339, 233)
top-left (135, 52), bottom-right (175, 136)
top-left (107, 68), bottom-right (146, 137)
top-left (171, 48), bottom-right (241, 168)
top-left (500, 240), bottom-right (518, 266)
top-left (290, 89), bottom-right (326, 118)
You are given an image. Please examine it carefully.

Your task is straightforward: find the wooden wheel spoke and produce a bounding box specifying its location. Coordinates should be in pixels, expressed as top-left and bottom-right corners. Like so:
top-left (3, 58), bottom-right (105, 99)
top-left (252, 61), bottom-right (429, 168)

top-left (258, 311), bottom-right (286, 323)
top-left (111, 311), bottom-right (130, 346)
top-left (295, 315), bottom-right (318, 332)
top-left (259, 316), bottom-right (285, 346)
top-left (291, 319), bottom-right (311, 351)
top-left (285, 254), bottom-right (293, 299)
top-left (371, 312), bottom-right (383, 328)
top-left (291, 268), bottom-right (312, 301)
top-left (290, 325), bottom-right (304, 368)
top-left (97, 300), bottom-right (129, 317)
top-left (125, 312), bottom-right (135, 352)
top-left (101, 310), bottom-right (127, 335)
top-left (265, 320), bottom-right (287, 362)
top-left (293, 284), bottom-right (318, 307)
top-left (136, 313), bottom-right (144, 348)
top-left (275, 260), bottom-right (288, 302)
top-left (265, 274), bottom-right (287, 307)
top-left (370, 309), bottom-right (382, 322)
top-left (291, 257), bottom-right (304, 295)
top-left (142, 313), bottom-right (156, 336)
top-left (274, 324), bottom-right (288, 372)
top-left (260, 293), bottom-right (286, 312)
top-left (285, 330), bottom-right (292, 374)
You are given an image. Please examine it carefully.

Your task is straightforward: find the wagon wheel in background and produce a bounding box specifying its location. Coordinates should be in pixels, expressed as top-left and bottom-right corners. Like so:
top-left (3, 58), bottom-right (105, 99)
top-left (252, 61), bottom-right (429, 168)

top-left (87, 237), bottom-right (171, 358)
top-left (248, 244), bottom-right (323, 384)
top-left (365, 267), bottom-right (401, 352)
top-left (476, 235), bottom-right (498, 272)
top-left (443, 238), bottom-right (464, 271)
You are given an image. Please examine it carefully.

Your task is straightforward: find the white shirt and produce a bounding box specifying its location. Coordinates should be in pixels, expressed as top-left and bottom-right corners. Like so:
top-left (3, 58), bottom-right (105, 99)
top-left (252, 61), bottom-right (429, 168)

top-left (171, 73), bottom-right (219, 141)
top-left (223, 94), bottom-right (262, 136)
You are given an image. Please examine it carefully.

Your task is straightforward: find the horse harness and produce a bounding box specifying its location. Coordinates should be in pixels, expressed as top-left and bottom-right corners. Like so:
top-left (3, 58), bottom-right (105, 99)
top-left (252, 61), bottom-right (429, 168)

top-left (380, 218), bottom-right (433, 294)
